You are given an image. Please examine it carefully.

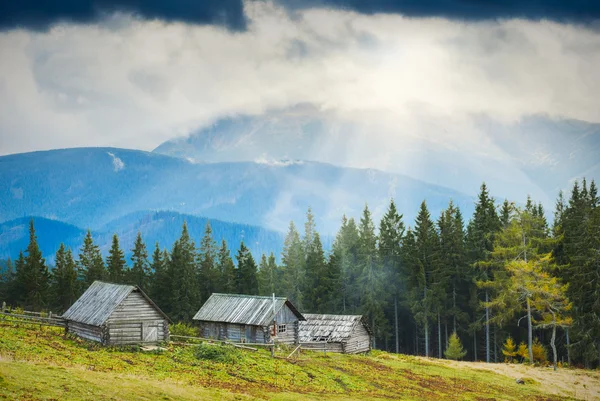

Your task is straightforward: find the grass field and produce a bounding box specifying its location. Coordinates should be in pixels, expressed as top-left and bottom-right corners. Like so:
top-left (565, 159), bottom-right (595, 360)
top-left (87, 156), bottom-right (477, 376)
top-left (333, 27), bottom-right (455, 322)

top-left (0, 321), bottom-right (598, 400)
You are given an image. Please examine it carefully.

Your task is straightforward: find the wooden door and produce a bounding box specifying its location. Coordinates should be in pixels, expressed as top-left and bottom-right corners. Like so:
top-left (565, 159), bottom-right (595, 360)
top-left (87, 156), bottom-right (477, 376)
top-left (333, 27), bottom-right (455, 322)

top-left (142, 322), bottom-right (159, 342)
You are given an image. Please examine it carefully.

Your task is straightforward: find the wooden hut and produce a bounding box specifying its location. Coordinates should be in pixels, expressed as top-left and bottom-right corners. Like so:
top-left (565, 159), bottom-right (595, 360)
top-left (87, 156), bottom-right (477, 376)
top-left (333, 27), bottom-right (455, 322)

top-left (62, 281), bottom-right (170, 345)
top-left (193, 293), bottom-right (305, 344)
top-left (299, 314), bottom-right (372, 354)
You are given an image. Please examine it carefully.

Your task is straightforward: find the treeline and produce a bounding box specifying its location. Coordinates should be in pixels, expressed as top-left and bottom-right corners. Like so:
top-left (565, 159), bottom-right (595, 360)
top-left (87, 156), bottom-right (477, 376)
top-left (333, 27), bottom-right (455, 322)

top-left (0, 180), bottom-right (599, 369)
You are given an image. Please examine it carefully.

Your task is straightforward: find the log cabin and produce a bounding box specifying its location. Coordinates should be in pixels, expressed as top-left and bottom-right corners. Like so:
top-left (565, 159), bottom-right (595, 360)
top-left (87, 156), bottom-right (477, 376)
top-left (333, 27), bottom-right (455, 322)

top-left (299, 314), bottom-right (372, 354)
top-left (193, 293), bottom-right (305, 344)
top-left (62, 281), bottom-right (170, 345)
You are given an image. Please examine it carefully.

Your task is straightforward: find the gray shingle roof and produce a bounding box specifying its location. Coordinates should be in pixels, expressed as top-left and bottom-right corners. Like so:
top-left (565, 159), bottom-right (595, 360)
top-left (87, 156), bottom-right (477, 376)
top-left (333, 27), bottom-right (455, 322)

top-left (62, 281), bottom-right (168, 326)
top-left (299, 314), bottom-right (372, 342)
top-left (193, 293), bottom-right (304, 326)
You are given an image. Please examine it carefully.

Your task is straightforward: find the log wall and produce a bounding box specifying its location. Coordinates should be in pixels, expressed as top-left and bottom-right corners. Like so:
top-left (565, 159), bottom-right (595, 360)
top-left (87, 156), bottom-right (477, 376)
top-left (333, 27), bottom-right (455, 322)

top-left (67, 321), bottom-right (104, 343)
top-left (342, 323), bottom-right (371, 354)
top-left (105, 291), bottom-right (168, 345)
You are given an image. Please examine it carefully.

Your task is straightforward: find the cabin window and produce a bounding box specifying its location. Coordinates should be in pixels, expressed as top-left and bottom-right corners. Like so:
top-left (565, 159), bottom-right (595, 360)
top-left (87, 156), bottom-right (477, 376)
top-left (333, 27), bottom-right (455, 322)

top-left (278, 324), bottom-right (287, 333)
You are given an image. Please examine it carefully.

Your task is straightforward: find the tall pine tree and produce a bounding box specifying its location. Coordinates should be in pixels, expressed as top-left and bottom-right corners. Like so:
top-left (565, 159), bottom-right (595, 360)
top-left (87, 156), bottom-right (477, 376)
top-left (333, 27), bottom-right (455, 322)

top-left (169, 222), bottom-right (200, 321)
top-left (149, 242), bottom-right (170, 312)
top-left (258, 252), bottom-right (279, 296)
top-left (198, 221), bottom-right (218, 303)
top-left (15, 220), bottom-right (50, 310)
top-left (405, 201), bottom-right (440, 357)
top-left (280, 221), bottom-right (305, 308)
top-left (236, 241), bottom-right (258, 295)
top-left (129, 232), bottom-right (150, 289)
top-left (106, 234), bottom-right (126, 284)
top-left (378, 199), bottom-right (405, 353)
top-left (51, 244), bottom-right (79, 312)
top-left (358, 204), bottom-right (388, 348)
top-left (79, 230), bottom-right (105, 286)
top-left (303, 233), bottom-right (329, 313)
top-left (216, 239), bottom-right (237, 293)
top-left (466, 183), bottom-right (501, 363)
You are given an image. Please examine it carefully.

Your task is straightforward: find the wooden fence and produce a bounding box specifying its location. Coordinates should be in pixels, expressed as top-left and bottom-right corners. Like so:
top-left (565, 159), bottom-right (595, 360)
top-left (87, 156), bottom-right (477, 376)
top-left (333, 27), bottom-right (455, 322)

top-left (0, 302), bottom-right (66, 328)
top-left (169, 334), bottom-right (330, 358)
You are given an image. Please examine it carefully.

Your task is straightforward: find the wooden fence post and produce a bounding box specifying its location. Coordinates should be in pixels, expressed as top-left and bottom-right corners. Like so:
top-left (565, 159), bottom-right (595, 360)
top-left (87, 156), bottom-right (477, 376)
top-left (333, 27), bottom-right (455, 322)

top-left (1, 302), bottom-right (5, 313)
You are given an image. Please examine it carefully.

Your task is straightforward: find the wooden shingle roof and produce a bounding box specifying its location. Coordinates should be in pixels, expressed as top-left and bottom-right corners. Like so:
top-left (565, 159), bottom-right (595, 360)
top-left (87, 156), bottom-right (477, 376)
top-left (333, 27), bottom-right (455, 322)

top-left (193, 293), bottom-right (305, 326)
top-left (62, 281), bottom-right (169, 326)
top-left (299, 314), bottom-right (372, 342)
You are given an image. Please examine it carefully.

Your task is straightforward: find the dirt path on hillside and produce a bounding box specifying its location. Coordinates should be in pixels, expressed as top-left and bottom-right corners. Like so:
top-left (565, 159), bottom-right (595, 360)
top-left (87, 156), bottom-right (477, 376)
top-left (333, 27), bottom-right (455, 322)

top-left (429, 358), bottom-right (600, 401)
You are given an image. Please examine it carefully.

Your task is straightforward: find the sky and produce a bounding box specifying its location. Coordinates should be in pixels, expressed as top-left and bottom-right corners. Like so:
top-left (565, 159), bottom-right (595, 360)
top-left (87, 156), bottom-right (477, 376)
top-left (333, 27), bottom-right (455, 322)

top-left (0, 0), bottom-right (599, 180)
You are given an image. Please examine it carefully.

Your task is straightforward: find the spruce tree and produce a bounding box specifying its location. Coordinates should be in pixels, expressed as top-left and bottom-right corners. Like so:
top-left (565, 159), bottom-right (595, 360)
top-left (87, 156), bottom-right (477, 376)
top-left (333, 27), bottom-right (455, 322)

top-left (304, 207), bottom-right (316, 256)
top-left (405, 201), bottom-right (440, 357)
top-left (51, 244), bottom-right (80, 312)
top-left (198, 221), bottom-right (218, 303)
top-left (466, 183), bottom-right (501, 363)
top-left (106, 234), bottom-right (126, 284)
top-left (438, 201), bottom-right (469, 348)
top-left (149, 242), bottom-right (170, 311)
top-left (129, 232), bottom-right (150, 289)
top-left (236, 241), bottom-right (258, 295)
top-left (553, 179), bottom-right (600, 367)
top-left (258, 253), bottom-right (279, 296)
top-left (280, 221), bottom-right (305, 308)
top-left (332, 216), bottom-right (361, 313)
top-left (79, 230), bottom-right (105, 286)
top-left (169, 222), bottom-right (199, 321)
top-left (15, 220), bottom-right (50, 310)
top-left (378, 199), bottom-right (405, 353)
top-left (444, 332), bottom-right (467, 360)
top-left (216, 239), bottom-right (237, 293)
top-left (500, 199), bottom-right (512, 228)
top-left (358, 204), bottom-right (388, 348)
top-left (303, 232), bottom-right (329, 313)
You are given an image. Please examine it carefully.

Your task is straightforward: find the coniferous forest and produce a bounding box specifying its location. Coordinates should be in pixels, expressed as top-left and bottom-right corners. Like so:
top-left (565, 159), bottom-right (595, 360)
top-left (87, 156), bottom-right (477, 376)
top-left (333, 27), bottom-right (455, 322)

top-left (1, 179), bottom-right (599, 369)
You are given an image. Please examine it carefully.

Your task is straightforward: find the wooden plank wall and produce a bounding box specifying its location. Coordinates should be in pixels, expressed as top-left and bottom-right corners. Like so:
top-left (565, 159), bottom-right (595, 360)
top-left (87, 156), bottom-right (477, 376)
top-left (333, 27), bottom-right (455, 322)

top-left (301, 342), bottom-right (344, 353)
top-left (67, 321), bottom-right (103, 343)
top-left (275, 320), bottom-right (298, 345)
top-left (343, 323), bottom-right (371, 354)
top-left (106, 291), bottom-right (168, 345)
top-left (199, 322), bottom-right (268, 343)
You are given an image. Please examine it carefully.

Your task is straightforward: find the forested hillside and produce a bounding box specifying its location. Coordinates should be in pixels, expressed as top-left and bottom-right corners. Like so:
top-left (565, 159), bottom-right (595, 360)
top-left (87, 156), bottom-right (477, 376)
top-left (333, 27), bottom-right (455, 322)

top-left (1, 179), bottom-right (599, 370)
top-left (0, 212), bottom-right (286, 265)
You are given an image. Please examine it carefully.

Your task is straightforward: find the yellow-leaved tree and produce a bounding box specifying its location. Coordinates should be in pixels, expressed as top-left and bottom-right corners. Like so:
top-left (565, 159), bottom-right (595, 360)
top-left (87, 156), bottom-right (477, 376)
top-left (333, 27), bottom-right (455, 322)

top-left (501, 336), bottom-right (517, 363)
top-left (484, 203), bottom-right (571, 368)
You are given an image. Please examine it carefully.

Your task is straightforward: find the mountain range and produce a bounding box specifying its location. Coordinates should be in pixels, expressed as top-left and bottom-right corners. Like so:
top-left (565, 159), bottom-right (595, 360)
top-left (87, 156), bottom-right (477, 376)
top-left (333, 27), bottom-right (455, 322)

top-left (4, 107), bottom-right (597, 264)
top-left (155, 108), bottom-right (600, 205)
top-left (0, 146), bottom-right (472, 262)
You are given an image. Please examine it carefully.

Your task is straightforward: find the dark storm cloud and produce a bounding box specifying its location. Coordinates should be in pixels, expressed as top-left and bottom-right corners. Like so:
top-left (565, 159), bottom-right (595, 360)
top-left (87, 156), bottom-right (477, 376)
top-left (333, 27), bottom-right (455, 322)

top-left (0, 0), bottom-right (246, 31)
top-left (2, 0), bottom-right (599, 33)
top-left (283, 0), bottom-right (600, 23)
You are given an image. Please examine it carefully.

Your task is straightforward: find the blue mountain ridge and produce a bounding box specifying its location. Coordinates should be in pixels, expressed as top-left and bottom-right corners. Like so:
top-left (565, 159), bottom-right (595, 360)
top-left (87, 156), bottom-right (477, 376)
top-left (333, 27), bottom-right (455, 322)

top-left (0, 147), bottom-right (475, 236)
top-left (0, 212), bottom-right (288, 266)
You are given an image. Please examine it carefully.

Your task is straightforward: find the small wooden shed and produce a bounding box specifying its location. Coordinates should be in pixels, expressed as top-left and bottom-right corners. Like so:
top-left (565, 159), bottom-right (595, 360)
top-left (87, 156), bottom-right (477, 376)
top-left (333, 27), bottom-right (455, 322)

top-left (62, 281), bottom-right (170, 345)
top-left (193, 293), bottom-right (305, 344)
top-left (299, 314), bottom-right (372, 354)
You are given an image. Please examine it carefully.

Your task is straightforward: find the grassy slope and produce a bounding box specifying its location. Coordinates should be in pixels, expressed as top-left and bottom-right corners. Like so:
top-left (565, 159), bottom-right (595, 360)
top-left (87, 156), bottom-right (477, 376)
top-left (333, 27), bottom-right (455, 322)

top-left (0, 322), bottom-right (592, 401)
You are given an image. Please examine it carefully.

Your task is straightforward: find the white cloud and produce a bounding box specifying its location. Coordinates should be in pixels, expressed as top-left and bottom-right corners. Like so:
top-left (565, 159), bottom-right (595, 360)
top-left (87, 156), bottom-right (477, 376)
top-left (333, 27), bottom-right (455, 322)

top-left (0, 1), bottom-right (599, 160)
